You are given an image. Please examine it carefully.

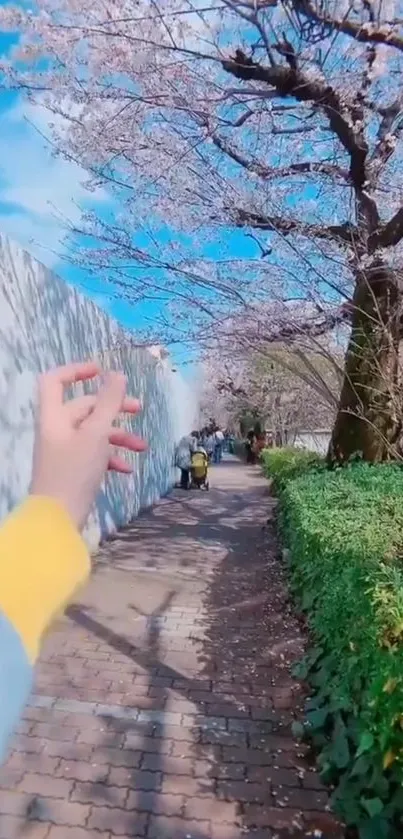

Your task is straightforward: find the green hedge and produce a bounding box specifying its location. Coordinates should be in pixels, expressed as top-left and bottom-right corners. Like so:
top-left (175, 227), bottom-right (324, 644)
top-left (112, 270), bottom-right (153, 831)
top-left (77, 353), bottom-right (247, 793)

top-left (261, 446), bottom-right (324, 490)
top-left (262, 448), bottom-right (403, 839)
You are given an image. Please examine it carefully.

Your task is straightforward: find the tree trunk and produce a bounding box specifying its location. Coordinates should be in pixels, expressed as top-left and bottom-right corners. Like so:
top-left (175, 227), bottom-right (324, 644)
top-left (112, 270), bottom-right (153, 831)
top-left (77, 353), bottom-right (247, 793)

top-left (328, 267), bottom-right (401, 464)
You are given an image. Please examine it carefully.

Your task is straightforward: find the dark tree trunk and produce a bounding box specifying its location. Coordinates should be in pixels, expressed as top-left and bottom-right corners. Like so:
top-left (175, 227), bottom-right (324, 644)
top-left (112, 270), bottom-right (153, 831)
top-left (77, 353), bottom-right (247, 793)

top-left (328, 267), bottom-right (401, 464)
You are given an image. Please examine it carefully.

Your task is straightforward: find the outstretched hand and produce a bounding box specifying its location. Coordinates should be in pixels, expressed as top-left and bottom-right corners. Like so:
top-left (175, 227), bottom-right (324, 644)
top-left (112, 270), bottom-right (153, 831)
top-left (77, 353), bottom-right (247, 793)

top-left (30, 361), bottom-right (147, 530)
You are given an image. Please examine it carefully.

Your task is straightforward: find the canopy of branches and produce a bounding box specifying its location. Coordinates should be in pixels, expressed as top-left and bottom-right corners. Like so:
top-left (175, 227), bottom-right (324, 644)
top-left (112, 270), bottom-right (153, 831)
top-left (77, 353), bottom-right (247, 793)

top-left (2, 0), bottom-right (403, 349)
top-left (3, 0), bottom-right (403, 461)
top-left (199, 344), bottom-right (340, 436)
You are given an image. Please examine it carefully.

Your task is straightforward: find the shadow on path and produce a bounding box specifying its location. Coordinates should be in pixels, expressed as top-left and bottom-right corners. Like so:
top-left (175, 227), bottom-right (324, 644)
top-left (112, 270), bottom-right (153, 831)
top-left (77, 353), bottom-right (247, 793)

top-left (0, 459), bottom-right (342, 839)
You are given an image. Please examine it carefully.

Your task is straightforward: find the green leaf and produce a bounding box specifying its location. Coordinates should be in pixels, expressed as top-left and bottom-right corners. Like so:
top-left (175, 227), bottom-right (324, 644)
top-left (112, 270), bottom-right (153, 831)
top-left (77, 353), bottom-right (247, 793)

top-left (292, 660), bottom-right (309, 679)
top-left (358, 816), bottom-right (389, 839)
top-left (306, 707), bottom-right (329, 730)
top-left (387, 784), bottom-right (403, 810)
top-left (357, 731), bottom-right (375, 756)
top-left (310, 666), bottom-right (332, 689)
top-left (302, 589), bottom-right (315, 610)
top-left (331, 779), bottom-right (363, 823)
top-left (319, 761), bottom-right (334, 785)
top-left (305, 694), bottom-right (323, 712)
top-left (361, 797), bottom-right (384, 819)
top-left (306, 646), bottom-right (324, 668)
top-left (331, 732), bottom-right (350, 769)
top-left (331, 717), bottom-right (350, 769)
top-left (350, 755), bottom-right (372, 778)
top-left (329, 695), bottom-right (353, 714)
top-left (291, 720), bottom-right (305, 740)
top-left (370, 770), bottom-right (390, 799)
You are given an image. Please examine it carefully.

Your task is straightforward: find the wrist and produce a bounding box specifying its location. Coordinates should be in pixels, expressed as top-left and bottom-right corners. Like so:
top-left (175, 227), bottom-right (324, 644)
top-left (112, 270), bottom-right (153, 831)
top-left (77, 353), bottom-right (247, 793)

top-left (0, 496), bottom-right (90, 660)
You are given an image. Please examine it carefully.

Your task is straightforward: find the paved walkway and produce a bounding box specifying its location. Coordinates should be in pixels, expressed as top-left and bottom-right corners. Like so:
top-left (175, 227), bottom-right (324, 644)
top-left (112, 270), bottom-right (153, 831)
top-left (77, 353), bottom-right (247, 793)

top-left (0, 459), bottom-right (341, 839)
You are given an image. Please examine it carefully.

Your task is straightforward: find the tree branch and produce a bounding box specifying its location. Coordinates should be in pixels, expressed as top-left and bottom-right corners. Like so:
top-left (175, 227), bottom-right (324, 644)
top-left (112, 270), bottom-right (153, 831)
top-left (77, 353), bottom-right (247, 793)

top-left (222, 50), bottom-right (368, 188)
top-left (371, 207), bottom-right (403, 249)
top-left (210, 130), bottom-right (349, 182)
top-left (292, 0), bottom-right (403, 53)
top-left (229, 305), bottom-right (352, 344)
top-left (216, 377), bottom-right (247, 398)
top-left (230, 207), bottom-right (358, 243)
top-left (370, 98), bottom-right (403, 184)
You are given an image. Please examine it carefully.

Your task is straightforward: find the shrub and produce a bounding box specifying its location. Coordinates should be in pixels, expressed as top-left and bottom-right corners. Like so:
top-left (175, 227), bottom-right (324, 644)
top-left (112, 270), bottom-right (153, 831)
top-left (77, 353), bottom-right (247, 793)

top-left (270, 452), bottom-right (403, 839)
top-left (261, 445), bottom-right (324, 491)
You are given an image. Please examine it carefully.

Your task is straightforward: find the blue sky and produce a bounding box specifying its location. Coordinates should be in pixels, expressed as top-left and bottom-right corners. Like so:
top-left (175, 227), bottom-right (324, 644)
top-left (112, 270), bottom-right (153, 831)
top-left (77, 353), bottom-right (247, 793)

top-left (0, 29), bottom-right (173, 360)
top-left (0, 32), bottom-right (258, 373)
top-left (0, 17), bottom-right (344, 374)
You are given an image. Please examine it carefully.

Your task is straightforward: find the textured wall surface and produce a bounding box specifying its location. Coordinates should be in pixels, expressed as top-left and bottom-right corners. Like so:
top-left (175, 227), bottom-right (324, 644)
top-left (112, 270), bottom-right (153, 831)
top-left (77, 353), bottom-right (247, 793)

top-left (292, 430), bottom-right (331, 454)
top-left (0, 235), bottom-right (195, 550)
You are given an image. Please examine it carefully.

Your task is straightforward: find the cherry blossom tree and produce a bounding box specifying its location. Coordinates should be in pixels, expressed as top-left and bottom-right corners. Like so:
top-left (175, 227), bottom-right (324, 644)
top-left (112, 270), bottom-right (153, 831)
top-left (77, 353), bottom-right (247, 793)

top-left (199, 344), bottom-right (338, 440)
top-left (2, 0), bottom-right (403, 461)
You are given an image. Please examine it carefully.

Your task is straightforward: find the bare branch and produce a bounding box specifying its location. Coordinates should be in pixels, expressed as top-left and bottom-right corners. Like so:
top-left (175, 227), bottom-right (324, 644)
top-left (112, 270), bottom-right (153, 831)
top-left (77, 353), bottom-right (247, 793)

top-left (370, 98), bottom-right (403, 183)
top-left (292, 0), bottom-right (403, 53)
top-left (371, 206), bottom-right (403, 249)
top-left (230, 207), bottom-right (358, 243)
top-left (222, 49), bottom-right (368, 189)
top-left (250, 307), bottom-right (351, 342)
top-left (210, 131), bottom-right (349, 181)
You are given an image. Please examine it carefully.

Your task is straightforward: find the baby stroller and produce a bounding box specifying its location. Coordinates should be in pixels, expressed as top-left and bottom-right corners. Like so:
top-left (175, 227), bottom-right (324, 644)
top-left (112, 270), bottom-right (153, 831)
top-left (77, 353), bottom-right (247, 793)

top-left (190, 449), bottom-right (209, 490)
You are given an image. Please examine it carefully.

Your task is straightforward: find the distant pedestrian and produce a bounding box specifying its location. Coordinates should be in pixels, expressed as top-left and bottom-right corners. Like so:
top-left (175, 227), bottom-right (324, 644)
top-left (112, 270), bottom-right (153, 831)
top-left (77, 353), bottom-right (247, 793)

top-left (205, 431), bottom-right (215, 461)
top-left (175, 432), bottom-right (198, 489)
top-left (245, 430), bottom-right (256, 464)
top-left (213, 428), bottom-right (224, 464)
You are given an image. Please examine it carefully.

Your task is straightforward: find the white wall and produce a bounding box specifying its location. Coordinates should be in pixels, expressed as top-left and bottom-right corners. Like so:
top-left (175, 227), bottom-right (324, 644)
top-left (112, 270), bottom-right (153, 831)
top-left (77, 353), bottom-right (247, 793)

top-left (292, 430), bottom-right (331, 455)
top-left (0, 235), bottom-right (196, 551)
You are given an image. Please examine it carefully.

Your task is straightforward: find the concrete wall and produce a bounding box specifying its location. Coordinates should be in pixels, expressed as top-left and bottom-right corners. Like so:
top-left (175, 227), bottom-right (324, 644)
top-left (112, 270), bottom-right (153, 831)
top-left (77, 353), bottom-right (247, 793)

top-left (0, 235), bottom-right (195, 551)
top-left (292, 430), bottom-right (331, 455)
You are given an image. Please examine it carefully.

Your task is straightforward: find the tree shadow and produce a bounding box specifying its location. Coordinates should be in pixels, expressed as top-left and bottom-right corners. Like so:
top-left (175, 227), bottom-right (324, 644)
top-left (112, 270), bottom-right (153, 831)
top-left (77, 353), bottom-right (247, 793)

top-left (0, 465), bottom-right (339, 838)
top-left (58, 476), bottom-right (337, 838)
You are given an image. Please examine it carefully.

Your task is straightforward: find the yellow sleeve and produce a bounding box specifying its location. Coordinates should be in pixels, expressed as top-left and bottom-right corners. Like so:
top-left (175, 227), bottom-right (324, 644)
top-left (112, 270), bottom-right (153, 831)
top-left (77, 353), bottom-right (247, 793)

top-left (0, 496), bottom-right (90, 663)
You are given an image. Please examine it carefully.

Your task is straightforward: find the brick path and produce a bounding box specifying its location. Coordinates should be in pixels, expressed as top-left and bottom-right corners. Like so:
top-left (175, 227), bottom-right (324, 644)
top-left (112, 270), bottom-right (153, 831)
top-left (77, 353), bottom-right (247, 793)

top-left (0, 458), bottom-right (342, 839)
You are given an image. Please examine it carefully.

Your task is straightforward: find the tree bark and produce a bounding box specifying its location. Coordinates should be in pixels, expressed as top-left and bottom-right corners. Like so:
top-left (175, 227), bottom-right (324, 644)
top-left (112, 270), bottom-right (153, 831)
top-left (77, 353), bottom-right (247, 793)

top-left (328, 268), bottom-right (401, 464)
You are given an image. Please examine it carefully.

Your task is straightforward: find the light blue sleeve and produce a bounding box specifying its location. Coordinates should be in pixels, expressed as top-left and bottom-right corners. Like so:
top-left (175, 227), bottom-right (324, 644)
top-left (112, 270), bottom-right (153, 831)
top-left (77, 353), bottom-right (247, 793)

top-left (0, 611), bottom-right (33, 763)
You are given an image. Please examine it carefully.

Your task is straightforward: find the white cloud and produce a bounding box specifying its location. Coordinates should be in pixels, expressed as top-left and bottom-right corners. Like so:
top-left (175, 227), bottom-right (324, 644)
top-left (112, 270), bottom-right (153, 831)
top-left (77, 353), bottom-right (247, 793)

top-left (0, 98), bottom-right (107, 267)
top-left (0, 211), bottom-right (64, 265)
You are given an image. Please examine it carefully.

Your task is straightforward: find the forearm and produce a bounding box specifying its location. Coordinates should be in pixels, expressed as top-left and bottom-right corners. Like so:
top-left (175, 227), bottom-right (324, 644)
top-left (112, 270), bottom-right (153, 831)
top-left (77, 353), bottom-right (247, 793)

top-left (0, 497), bottom-right (90, 760)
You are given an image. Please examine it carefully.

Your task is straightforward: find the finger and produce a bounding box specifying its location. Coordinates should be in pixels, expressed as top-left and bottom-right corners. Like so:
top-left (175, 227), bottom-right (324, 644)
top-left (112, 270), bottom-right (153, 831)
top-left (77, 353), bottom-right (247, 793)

top-left (67, 394), bottom-right (97, 426)
top-left (89, 372), bottom-right (127, 429)
top-left (39, 361), bottom-right (101, 413)
top-left (67, 395), bottom-right (141, 427)
top-left (120, 397), bottom-right (142, 416)
top-left (108, 454), bottom-right (133, 474)
top-left (109, 428), bottom-right (148, 452)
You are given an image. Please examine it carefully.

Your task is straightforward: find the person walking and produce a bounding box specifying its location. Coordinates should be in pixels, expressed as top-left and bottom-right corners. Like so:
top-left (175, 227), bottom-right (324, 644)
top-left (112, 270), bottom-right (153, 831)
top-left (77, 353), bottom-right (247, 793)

top-left (205, 430), bottom-right (215, 461)
top-left (213, 427), bottom-right (224, 464)
top-left (245, 430), bottom-right (256, 464)
top-left (176, 432), bottom-right (198, 489)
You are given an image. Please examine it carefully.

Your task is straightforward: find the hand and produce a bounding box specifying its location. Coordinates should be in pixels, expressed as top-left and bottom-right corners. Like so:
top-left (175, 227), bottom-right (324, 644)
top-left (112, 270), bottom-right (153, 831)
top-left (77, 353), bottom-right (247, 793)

top-left (30, 361), bottom-right (147, 530)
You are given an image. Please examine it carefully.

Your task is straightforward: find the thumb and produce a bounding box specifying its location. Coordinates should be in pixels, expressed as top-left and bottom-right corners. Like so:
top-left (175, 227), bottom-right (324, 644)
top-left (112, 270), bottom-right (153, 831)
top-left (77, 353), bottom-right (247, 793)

top-left (89, 371), bottom-right (127, 429)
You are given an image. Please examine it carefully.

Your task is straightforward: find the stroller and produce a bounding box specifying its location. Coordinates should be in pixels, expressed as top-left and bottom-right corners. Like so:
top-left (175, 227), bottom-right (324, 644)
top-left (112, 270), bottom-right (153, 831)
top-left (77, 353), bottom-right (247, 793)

top-left (190, 449), bottom-right (209, 490)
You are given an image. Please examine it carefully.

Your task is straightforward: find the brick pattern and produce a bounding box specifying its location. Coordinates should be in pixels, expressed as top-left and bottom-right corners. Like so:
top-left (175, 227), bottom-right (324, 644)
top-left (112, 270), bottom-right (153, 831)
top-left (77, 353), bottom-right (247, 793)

top-left (0, 462), bottom-right (342, 838)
